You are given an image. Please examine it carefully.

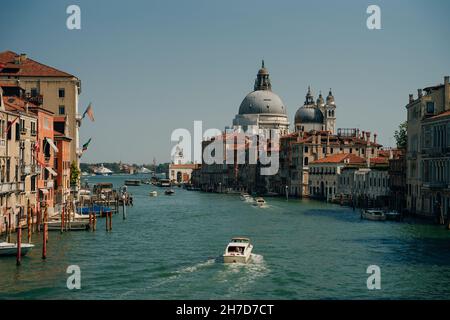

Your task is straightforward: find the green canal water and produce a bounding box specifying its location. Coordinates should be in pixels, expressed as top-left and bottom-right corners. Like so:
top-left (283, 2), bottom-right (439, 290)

top-left (1, 174), bottom-right (450, 299)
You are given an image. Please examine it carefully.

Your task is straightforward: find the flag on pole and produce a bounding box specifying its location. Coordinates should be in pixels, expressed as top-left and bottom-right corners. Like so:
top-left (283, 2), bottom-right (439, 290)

top-left (82, 138), bottom-right (92, 153)
top-left (82, 103), bottom-right (95, 122)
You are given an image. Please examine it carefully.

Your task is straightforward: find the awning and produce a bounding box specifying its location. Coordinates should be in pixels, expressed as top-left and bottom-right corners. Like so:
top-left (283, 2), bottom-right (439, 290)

top-left (45, 167), bottom-right (58, 176)
top-left (45, 138), bottom-right (59, 153)
top-left (39, 188), bottom-right (49, 194)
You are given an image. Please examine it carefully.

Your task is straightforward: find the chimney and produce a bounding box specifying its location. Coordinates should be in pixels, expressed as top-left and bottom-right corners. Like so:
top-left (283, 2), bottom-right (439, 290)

top-left (418, 89), bottom-right (423, 98)
top-left (0, 87), bottom-right (4, 111)
top-left (374, 133), bottom-right (377, 144)
top-left (409, 94), bottom-right (414, 103)
top-left (25, 102), bottom-right (29, 114)
top-left (20, 53), bottom-right (27, 62)
top-left (366, 131), bottom-right (371, 143)
top-left (361, 131), bottom-right (365, 140)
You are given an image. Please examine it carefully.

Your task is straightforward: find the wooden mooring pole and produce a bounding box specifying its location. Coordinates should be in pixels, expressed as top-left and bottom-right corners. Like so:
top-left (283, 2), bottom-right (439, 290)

top-left (42, 206), bottom-right (47, 260)
top-left (16, 224), bottom-right (22, 266)
top-left (27, 203), bottom-right (32, 243)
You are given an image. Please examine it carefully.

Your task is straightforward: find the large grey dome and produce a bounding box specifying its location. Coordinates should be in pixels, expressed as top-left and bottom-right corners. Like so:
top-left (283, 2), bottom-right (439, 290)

top-left (295, 106), bottom-right (324, 124)
top-left (238, 90), bottom-right (287, 115)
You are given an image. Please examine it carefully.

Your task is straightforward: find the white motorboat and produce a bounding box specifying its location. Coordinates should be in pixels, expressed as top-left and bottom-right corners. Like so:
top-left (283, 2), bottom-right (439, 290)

top-left (94, 164), bottom-right (113, 176)
top-left (149, 191), bottom-right (158, 197)
top-left (240, 193), bottom-right (253, 202)
top-left (362, 209), bottom-right (386, 221)
top-left (253, 197), bottom-right (267, 207)
top-left (0, 242), bottom-right (35, 256)
top-left (223, 237), bottom-right (253, 264)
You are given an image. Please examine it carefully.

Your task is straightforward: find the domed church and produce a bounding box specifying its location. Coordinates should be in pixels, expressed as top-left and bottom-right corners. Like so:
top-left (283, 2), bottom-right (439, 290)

top-left (232, 61), bottom-right (290, 136)
top-left (294, 87), bottom-right (336, 134)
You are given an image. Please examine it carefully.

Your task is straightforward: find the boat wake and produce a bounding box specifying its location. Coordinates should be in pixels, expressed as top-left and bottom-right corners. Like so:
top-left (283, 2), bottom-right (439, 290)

top-left (215, 253), bottom-right (269, 297)
top-left (118, 258), bottom-right (216, 298)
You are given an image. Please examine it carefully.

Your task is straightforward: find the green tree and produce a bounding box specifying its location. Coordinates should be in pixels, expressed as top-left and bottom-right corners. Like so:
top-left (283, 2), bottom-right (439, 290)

top-left (70, 161), bottom-right (81, 186)
top-left (394, 121), bottom-right (407, 149)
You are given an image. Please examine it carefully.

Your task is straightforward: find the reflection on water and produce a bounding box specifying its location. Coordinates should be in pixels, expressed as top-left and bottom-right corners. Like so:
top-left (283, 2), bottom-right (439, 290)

top-left (1, 174), bottom-right (450, 299)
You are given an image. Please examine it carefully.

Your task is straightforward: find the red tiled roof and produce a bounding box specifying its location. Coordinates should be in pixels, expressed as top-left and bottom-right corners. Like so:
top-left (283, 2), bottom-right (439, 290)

top-left (428, 110), bottom-right (450, 120)
top-left (0, 51), bottom-right (75, 77)
top-left (310, 153), bottom-right (365, 165)
top-left (368, 157), bottom-right (389, 165)
top-left (2, 96), bottom-right (37, 113)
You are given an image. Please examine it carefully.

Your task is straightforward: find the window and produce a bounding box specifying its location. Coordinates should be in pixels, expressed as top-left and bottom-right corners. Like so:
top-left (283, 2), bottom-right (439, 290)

top-left (31, 122), bottom-right (36, 135)
top-left (7, 121), bottom-right (11, 140)
top-left (304, 157), bottom-right (309, 166)
top-left (59, 105), bottom-right (65, 115)
top-left (15, 123), bottom-right (20, 140)
top-left (31, 88), bottom-right (38, 97)
top-left (426, 101), bottom-right (435, 114)
top-left (304, 146), bottom-right (308, 153)
top-left (58, 88), bottom-right (65, 98)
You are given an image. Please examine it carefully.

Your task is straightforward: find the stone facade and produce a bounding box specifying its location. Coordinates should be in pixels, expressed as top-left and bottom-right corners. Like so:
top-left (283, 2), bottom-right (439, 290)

top-left (406, 76), bottom-right (450, 219)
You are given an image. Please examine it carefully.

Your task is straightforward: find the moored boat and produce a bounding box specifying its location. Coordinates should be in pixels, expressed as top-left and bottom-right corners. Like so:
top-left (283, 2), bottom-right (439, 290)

top-left (125, 179), bottom-right (141, 186)
top-left (0, 242), bottom-right (35, 256)
top-left (223, 237), bottom-right (253, 264)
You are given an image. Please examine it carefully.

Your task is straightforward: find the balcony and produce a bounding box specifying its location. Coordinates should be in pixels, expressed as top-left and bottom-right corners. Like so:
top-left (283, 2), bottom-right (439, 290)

top-left (45, 180), bottom-right (54, 189)
top-left (31, 130), bottom-right (37, 137)
top-left (0, 182), bottom-right (25, 194)
top-left (20, 127), bottom-right (27, 135)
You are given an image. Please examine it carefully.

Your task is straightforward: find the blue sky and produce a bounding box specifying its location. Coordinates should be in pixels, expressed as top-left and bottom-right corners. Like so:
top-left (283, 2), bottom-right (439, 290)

top-left (1, 0), bottom-right (449, 163)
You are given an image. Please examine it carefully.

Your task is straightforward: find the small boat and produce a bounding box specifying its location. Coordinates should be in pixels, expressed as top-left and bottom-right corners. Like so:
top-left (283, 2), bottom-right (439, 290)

top-left (0, 242), bottom-right (35, 256)
top-left (149, 191), bottom-right (158, 197)
top-left (46, 220), bottom-right (90, 231)
top-left (362, 209), bottom-right (386, 221)
top-left (253, 197), bottom-right (267, 207)
top-left (240, 193), bottom-right (253, 202)
top-left (385, 210), bottom-right (402, 221)
top-left (125, 179), bottom-right (141, 186)
top-left (223, 237), bottom-right (253, 264)
top-left (164, 189), bottom-right (175, 195)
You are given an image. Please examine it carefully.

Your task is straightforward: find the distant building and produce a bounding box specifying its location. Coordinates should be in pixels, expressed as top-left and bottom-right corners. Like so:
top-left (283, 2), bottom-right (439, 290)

top-left (309, 153), bottom-right (365, 201)
top-left (276, 128), bottom-right (382, 197)
top-left (169, 163), bottom-right (201, 183)
top-left (388, 149), bottom-right (406, 213)
top-left (406, 76), bottom-right (450, 219)
top-left (338, 157), bottom-right (390, 208)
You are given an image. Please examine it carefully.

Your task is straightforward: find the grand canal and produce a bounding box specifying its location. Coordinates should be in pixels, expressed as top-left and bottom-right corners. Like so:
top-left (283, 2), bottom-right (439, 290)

top-left (1, 175), bottom-right (450, 299)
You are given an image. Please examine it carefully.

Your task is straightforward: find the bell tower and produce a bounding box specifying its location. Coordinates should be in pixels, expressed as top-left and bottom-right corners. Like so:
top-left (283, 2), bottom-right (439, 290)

top-left (325, 89), bottom-right (336, 134)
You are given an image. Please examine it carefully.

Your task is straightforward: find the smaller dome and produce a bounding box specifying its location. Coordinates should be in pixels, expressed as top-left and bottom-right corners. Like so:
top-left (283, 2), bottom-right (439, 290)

top-left (326, 89), bottom-right (335, 105)
top-left (257, 67), bottom-right (269, 75)
top-left (295, 106), bottom-right (324, 124)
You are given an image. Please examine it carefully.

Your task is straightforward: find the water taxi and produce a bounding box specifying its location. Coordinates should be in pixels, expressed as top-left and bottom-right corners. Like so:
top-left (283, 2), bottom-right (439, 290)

top-left (149, 191), bottom-right (158, 197)
top-left (124, 179), bottom-right (141, 186)
top-left (361, 209), bottom-right (386, 221)
top-left (223, 237), bottom-right (253, 264)
top-left (240, 193), bottom-right (253, 202)
top-left (0, 242), bottom-right (35, 256)
top-left (253, 197), bottom-right (267, 207)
